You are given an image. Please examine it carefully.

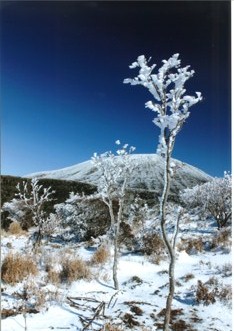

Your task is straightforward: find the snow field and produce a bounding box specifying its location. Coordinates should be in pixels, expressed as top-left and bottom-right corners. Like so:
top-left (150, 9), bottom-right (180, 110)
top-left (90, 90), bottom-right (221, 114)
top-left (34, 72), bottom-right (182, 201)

top-left (1, 219), bottom-right (232, 331)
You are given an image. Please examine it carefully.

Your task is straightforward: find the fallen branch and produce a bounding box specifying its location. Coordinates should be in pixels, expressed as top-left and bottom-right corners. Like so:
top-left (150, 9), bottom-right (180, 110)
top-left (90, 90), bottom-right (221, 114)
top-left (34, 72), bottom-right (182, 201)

top-left (123, 301), bottom-right (153, 306)
top-left (107, 291), bottom-right (119, 309)
top-left (67, 296), bottom-right (101, 303)
top-left (82, 302), bottom-right (105, 331)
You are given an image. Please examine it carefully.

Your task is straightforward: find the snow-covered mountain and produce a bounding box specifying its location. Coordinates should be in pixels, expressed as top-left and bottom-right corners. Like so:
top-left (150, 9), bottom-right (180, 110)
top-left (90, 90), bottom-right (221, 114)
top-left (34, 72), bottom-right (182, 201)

top-left (27, 154), bottom-right (211, 195)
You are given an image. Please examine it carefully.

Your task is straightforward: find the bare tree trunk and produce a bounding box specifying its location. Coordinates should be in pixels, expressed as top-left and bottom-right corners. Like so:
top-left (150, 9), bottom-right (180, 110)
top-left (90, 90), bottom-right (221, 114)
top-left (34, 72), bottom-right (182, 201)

top-left (113, 193), bottom-right (125, 290)
top-left (113, 225), bottom-right (119, 290)
top-left (173, 208), bottom-right (183, 251)
top-left (103, 199), bottom-right (115, 243)
top-left (108, 200), bottom-right (115, 229)
top-left (103, 197), bottom-right (120, 290)
top-left (160, 148), bottom-right (176, 331)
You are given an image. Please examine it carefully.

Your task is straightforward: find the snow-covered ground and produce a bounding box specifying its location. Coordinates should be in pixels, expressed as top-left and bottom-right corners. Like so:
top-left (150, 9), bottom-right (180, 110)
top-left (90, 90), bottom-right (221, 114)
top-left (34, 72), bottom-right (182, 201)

top-left (1, 216), bottom-right (232, 331)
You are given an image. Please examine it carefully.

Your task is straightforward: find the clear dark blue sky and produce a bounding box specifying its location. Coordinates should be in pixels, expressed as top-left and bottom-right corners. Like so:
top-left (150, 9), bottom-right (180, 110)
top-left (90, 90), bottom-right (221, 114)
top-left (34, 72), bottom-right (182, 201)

top-left (1, 1), bottom-right (231, 177)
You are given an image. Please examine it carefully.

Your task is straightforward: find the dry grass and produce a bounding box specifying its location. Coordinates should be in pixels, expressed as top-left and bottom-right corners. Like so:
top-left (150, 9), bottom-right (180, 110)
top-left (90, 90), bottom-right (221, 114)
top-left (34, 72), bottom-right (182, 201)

top-left (8, 222), bottom-right (26, 235)
top-left (196, 280), bottom-right (217, 305)
top-left (149, 252), bottom-right (165, 265)
top-left (90, 245), bottom-right (110, 265)
top-left (14, 279), bottom-right (62, 311)
top-left (47, 269), bottom-right (61, 285)
top-left (142, 232), bottom-right (166, 264)
top-left (102, 324), bottom-right (151, 331)
top-left (218, 263), bottom-right (232, 277)
top-left (177, 237), bottom-right (205, 254)
top-left (130, 305), bottom-right (143, 316)
top-left (60, 257), bottom-right (92, 283)
top-left (183, 273), bottom-right (195, 282)
top-left (218, 284), bottom-right (232, 303)
top-left (1, 252), bottom-right (38, 285)
top-left (142, 233), bottom-right (165, 255)
top-left (102, 324), bottom-right (124, 331)
top-left (195, 277), bottom-right (232, 306)
top-left (211, 227), bottom-right (232, 249)
top-left (44, 249), bottom-right (92, 285)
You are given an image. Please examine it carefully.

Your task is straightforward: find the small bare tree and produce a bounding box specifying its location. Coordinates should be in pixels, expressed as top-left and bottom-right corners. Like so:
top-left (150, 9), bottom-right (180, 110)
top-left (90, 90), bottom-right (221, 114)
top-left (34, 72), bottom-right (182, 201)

top-left (124, 53), bottom-right (202, 330)
top-left (92, 141), bottom-right (135, 290)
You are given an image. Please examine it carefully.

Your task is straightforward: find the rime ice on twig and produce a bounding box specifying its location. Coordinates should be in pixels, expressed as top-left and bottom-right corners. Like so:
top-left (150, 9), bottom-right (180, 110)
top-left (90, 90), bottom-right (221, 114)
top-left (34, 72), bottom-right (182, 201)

top-left (124, 54), bottom-right (202, 156)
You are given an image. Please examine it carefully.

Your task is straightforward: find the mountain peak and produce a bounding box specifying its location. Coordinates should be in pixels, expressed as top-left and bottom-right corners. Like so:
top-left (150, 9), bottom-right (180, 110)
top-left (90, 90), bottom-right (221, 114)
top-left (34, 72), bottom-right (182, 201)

top-left (27, 154), bottom-right (211, 196)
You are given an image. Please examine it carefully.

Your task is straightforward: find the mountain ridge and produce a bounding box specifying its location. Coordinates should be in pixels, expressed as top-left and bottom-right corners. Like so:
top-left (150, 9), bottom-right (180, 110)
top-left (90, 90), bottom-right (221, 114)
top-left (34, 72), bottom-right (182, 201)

top-left (27, 154), bottom-right (211, 195)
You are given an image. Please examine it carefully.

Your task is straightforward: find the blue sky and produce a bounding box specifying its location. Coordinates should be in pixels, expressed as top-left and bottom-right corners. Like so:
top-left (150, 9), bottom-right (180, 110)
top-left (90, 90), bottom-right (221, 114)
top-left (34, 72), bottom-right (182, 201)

top-left (1, 1), bottom-right (231, 177)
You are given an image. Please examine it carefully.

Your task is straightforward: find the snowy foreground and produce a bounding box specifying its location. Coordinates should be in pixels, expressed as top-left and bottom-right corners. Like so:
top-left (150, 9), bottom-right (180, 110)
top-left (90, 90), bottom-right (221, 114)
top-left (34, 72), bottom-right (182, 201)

top-left (1, 217), bottom-right (232, 331)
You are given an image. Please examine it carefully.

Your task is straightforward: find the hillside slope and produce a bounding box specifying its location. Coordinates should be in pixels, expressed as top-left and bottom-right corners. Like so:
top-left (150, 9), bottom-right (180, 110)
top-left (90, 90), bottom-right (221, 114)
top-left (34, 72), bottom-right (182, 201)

top-left (27, 154), bottom-right (211, 195)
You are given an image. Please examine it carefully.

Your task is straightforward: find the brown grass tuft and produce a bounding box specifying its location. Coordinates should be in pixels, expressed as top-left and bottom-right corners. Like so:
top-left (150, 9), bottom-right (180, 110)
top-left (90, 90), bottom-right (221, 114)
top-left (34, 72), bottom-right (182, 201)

top-left (102, 323), bottom-right (124, 331)
top-left (1, 253), bottom-right (38, 285)
top-left (196, 280), bottom-right (217, 305)
top-left (47, 268), bottom-right (61, 285)
top-left (218, 285), bottom-right (232, 303)
top-left (183, 273), bottom-right (195, 282)
top-left (211, 227), bottom-right (232, 249)
top-left (177, 237), bottom-right (204, 254)
top-left (8, 222), bottom-right (26, 235)
top-left (142, 233), bottom-right (165, 255)
top-left (90, 245), bottom-right (110, 265)
top-left (60, 257), bottom-right (92, 283)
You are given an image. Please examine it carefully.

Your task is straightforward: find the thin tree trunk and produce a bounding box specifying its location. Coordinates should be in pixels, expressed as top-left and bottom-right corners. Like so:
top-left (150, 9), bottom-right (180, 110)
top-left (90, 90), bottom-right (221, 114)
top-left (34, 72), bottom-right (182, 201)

top-left (113, 225), bottom-right (119, 290)
top-left (160, 148), bottom-right (176, 331)
top-left (113, 180), bottom-right (126, 290)
top-left (173, 208), bottom-right (182, 251)
top-left (33, 217), bottom-right (42, 250)
top-left (102, 199), bottom-right (116, 247)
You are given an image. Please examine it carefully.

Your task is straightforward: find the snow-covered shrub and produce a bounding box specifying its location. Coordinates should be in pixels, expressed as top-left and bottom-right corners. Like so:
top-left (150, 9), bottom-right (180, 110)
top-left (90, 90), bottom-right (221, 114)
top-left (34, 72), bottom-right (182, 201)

top-left (118, 196), bottom-right (157, 251)
top-left (177, 237), bottom-right (205, 254)
top-left (91, 141), bottom-right (136, 237)
top-left (141, 232), bottom-right (165, 256)
top-left (55, 192), bottom-right (108, 241)
top-left (92, 141), bottom-right (136, 290)
top-left (117, 221), bottom-right (135, 250)
top-left (181, 173), bottom-right (232, 229)
top-left (14, 278), bottom-right (62, 313)
top-left (2, 178), bottom-right (56, 246)
top-left (125, 195), bottom-right (154, 232)
top-left (210, 226), bottom-right (232, 250)
top-left (2, 199), bottom-right (27, 225)
top-left (216, 263), bottom-right (232, 278)
top-left (195, 278), bottom-right (232, 306)
top-left (1, 252), bottom-right (38, 285)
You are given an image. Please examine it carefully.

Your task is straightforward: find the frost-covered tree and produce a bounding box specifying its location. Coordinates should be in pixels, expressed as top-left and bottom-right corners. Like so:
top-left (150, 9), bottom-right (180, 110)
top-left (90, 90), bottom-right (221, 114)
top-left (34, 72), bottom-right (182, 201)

top-left (2, 199), bottom-right (26, 224)
top-left (2, 178), bottom-right (55, 246)
top-left (55, 192), bottom-right (100, 241)
top-left (181, 172), bottom-right (231, 229)
top-left (124, 54), bottom-right (202, 331)
top-left (92, 141), bottom-right (135, 290)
